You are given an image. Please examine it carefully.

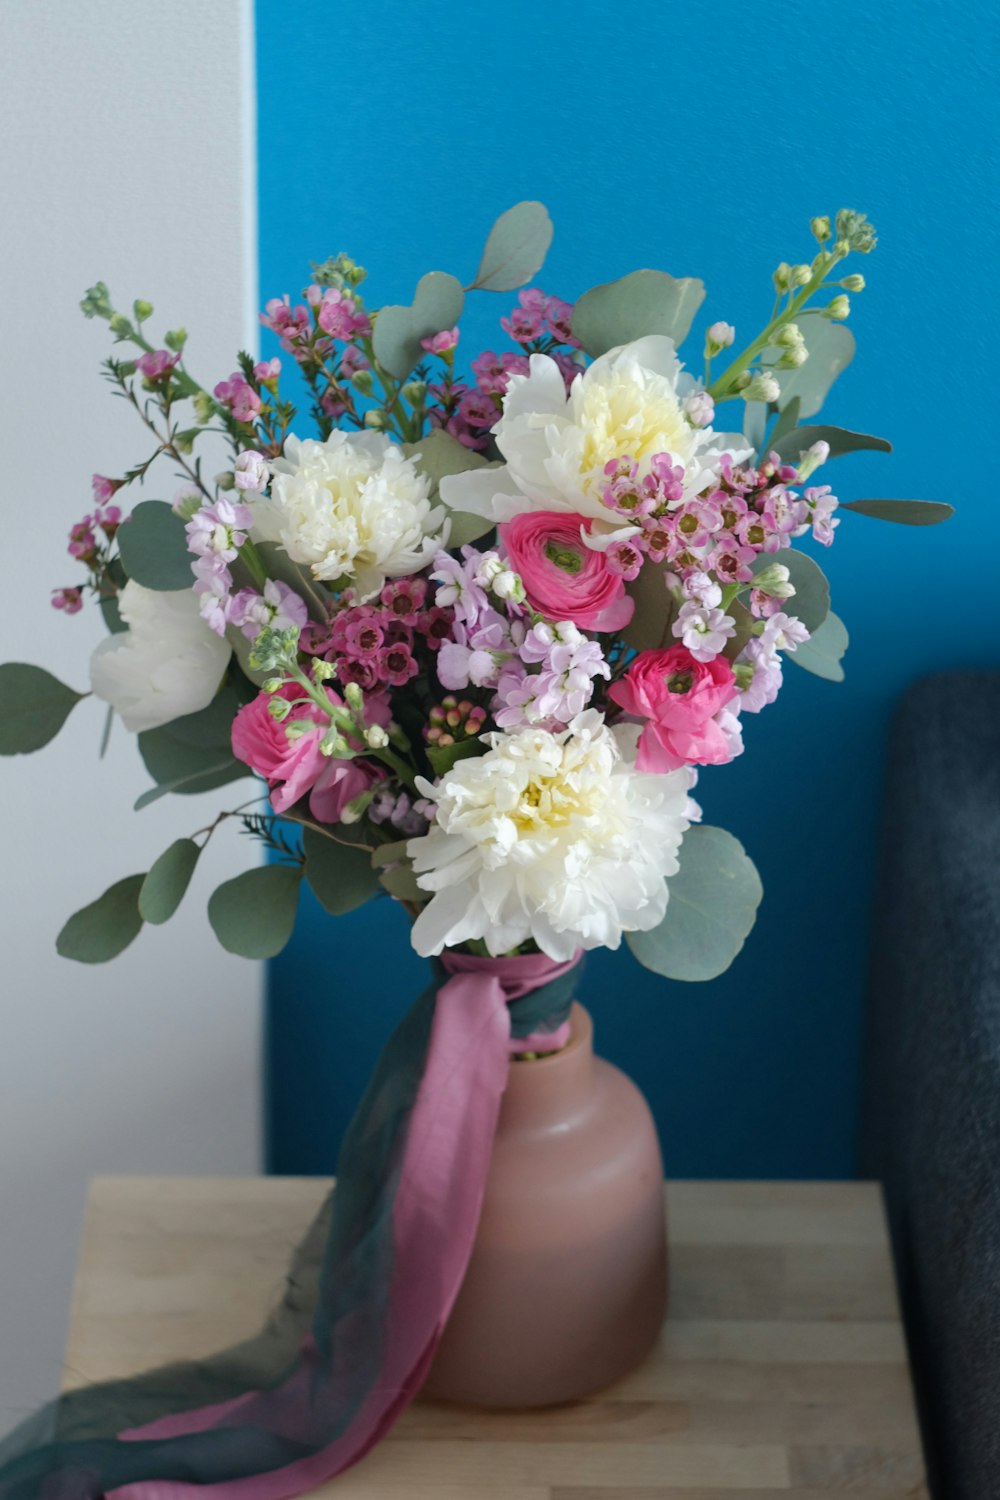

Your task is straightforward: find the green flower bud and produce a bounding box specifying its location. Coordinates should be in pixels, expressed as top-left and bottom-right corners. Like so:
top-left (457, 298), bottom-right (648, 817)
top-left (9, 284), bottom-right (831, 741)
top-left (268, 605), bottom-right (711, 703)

top-left (311, 659), bottom-right (336, 683)
top-left (364, 724), bottom-right (390, 749)
top-left (350, 368), bottom-right (374, 396)
top-left (80, 281), bottom-right (113, 320)
top-left (320, 730), bottom-right (352, 758)
top-left (772, 261), bottom-right (790, 292)
top-left (752, 561), bottom-right (795, 599)
top-left (788, 263), bottom-right (812, 289)
top-left (777, 345), bottom-right (808, 369)
top-left (341, 789), bottom-right (374, 823)
top-left (824, 294), bottom-right (850, 320)
top-left (733, 662), bottom-right (755, 691)
top-left (810, 215), bottom-right (831, 243)
top-left (172, 427), bottom-right (199, 455)
top-left (193, 391), bottom-right (216, 424)
top-left (262, 678), bottom-right (284, 694)
top-left (735, 370), bottom-right (753, 391)
top-left (343, 681), bottom-right (364, 713)
top-left (835, 209), bottom-right (877, 254)
top-left (267, 696), bottom-right (292, 722)
top-left (363, 408), bottom-right (390, 430)
top-left (742, 370), bottom-right (782, 404)
top-left (214, 469), bottom-right (236, 491)
top-left (133, 299), bottom-right (153, 323)
top-left (165, 327), bottom-right (188, 352)
top-left (840, 273), bottom-right (866, 292)
top-left (401, 380), bottom-right (427, 405)
top-left (171, 488), bottom-right (203, 520)
top-left (109, 312), bottom-right (134, 338)
top-left (774, 322), bottom-right (805, 348)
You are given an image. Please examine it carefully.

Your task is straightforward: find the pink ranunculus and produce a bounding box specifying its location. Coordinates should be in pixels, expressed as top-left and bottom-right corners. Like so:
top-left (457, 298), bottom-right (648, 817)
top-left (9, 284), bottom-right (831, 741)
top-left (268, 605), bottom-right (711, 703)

top-left (231, 684), bottom-right (389, 822)
top-left (499, 512), bottom-right (634, 634)
top-left (608, 644), bottom-right (738, 773)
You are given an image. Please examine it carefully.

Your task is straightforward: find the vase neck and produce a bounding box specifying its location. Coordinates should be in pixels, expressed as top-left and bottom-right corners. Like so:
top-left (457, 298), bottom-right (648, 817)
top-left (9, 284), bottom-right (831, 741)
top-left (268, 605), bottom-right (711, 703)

top-left (502, 1003), bottom-right (596, 1130)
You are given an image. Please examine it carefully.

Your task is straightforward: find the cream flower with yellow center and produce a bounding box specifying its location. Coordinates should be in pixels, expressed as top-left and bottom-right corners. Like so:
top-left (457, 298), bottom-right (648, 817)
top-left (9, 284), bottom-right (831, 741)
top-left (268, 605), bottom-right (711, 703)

top-left (407, 710), bottom-right (697, 960)
top-left (439, 335), bottom-right (750, 540)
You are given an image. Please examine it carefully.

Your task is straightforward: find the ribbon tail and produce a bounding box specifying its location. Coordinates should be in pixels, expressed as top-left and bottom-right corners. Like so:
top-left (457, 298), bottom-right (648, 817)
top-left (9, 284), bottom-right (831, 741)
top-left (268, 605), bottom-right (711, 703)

top-left (105, 970), bottom-right (512, 1500)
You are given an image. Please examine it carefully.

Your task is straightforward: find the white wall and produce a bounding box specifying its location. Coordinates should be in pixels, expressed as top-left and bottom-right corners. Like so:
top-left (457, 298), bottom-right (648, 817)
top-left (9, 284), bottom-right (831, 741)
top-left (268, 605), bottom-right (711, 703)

top-left (0, 1), bottom-right (261, 1426)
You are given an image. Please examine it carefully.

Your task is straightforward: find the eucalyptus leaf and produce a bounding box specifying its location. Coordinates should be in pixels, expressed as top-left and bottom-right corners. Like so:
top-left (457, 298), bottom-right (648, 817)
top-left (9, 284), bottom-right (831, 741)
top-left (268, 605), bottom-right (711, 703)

top-left (768, 395), bottom-right (801, 448)
top-left (426, 736), bottom-right (488, 776)
top-left (139, 838), bottom-right (201, 923)
top-left (0, 663), bottom-right (85, 755)
top-left (56, 874), bottom-right (146, 964)
top-left (303, 826), bottom-right (381, 916)
top-left (469, 201), bottom-right (553, 292)
top-left (403, 430), bottom-right (499, 545)
top-left (841, 498), bottom-right (954, 525)
top-left (773, 423), bottom-right (892, 464)
top-left (572, 269), bottom-right (706, 357)
top-left (788, 611), bottom-right (849, 682)
top-left (162, 685), bottom-right (251, 749)
top-left (117, 500), bottom-right (193, 590)
top-left (622, 560), bottom-right (680, 653)
top-left (743, 401), bottom-right (767, 457)
top-left (371, 839), bottom-right (412, 869)
top-left (372, 271), bottom-right (465, 380)
top-left (772, 320), bottom-right (855, 419)
top-left (137, 723), bottom-right (248, 804)
top-left (626, 826), bottom-right (762, 982)
top-left (721, 599), bottom-right (755, 663)
top-left (752, 548), bottom-right (830, 632)
top-left (208, 864), bottom-right (302, 959)
top-left (379, 861), bottom-right (424, 903)
top-left (100, 593), bottom-right (126, 634)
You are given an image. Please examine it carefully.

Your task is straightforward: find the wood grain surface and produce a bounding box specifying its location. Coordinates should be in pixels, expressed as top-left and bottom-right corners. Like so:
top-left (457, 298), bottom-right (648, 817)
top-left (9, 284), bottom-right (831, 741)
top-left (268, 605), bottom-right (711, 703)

top-left (63, 1178), bottom-right (928, 1497)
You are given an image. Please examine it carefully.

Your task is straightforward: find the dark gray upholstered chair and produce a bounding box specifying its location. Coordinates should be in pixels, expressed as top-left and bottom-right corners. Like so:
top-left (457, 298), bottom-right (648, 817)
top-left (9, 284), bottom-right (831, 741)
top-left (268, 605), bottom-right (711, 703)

top-left (861, 670), bottom-right (1000, 1498)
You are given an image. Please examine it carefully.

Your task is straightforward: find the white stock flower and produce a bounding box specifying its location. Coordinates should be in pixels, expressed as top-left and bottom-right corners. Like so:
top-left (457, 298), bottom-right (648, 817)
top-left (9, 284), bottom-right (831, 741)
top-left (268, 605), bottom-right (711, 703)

top-left (89, 581), bottom-right (231, 732)
top-left (253, 430), bottom-right (448, 601)
top-left (439, 335), bottom-right (750, 540)
top-left (407, 709), bottom-right (697, 960)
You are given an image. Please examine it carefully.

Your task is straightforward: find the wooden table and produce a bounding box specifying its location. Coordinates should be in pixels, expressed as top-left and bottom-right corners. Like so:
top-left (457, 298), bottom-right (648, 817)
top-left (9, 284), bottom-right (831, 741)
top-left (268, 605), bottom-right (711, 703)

top-left (64, 1178), bottom-right (929, 1498)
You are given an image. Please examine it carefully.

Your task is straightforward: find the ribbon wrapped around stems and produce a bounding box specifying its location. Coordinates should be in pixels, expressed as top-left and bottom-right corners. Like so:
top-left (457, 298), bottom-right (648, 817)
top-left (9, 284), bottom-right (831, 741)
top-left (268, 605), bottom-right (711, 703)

top-left (0, 948), bottom-right (582, 1500)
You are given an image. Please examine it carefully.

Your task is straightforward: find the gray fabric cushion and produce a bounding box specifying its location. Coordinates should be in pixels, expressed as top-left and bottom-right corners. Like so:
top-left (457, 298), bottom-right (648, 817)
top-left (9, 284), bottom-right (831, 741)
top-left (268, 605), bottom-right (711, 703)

top-left (861, 670), bottom-right (1000, 1498)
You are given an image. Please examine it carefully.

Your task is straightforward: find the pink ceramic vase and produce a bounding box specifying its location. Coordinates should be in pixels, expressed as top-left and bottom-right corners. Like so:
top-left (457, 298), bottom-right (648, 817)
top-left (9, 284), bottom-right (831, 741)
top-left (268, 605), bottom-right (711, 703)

top-left (423, 1002), bottom-right (667, 1408)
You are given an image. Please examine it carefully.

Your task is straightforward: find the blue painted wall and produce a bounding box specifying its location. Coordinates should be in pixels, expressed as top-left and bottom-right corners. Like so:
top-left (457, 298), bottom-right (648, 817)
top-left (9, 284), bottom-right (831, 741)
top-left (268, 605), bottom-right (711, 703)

top-left (258, 0), bottom-right (994, 1178)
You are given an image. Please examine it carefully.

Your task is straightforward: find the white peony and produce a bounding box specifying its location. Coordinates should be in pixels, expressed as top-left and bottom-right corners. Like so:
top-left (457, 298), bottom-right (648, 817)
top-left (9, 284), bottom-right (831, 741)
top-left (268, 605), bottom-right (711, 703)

top-left (89, 581), bottom-right (231, 733)
top-left (252, 430), bottom-right (448, 601)
top-left (407, 709), bottom-right (697, 960)
top-left (439, 335), bottom-right (750, 541)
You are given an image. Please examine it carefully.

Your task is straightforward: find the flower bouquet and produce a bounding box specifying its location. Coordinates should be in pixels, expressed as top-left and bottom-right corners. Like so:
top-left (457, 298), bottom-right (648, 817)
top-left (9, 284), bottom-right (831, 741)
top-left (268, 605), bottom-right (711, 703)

top-left (0, 203), bottom-right (950, 1498)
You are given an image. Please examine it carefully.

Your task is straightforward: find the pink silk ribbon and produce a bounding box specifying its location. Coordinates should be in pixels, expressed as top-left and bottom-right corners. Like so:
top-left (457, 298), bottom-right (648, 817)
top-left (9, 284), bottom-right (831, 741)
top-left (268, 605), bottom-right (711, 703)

top-left (107, 949), bottom-right (579, 1500)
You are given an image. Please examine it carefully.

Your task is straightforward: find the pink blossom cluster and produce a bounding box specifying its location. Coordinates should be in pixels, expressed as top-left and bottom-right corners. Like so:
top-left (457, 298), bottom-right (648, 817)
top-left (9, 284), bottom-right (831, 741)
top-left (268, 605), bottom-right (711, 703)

top-left (51, 476), bottom-right (126, 615)
top-left (214, 371), bottom-right (261, 425)
top-left (259, 286), bottom-right (371, 363)
top-left (183, 497), bottom-right (306, 641)
top-left (300, 579), bottom-right (455, 694)
top-left (426, 289), bottom-right (581, 451)
top-left (596, 452), bottom-right (839, 589)
top-left (135, 349), bottom-right (179, 382)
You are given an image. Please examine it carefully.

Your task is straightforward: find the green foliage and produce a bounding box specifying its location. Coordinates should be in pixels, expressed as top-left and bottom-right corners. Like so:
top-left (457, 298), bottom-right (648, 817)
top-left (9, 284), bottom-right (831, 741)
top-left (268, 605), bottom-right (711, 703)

top-left (136, 698), bottom-right (249, 809)
top-left (426, 736), bottom-right (487, 777)
top-left (772, 320), bottom-right (855, 418)
top-left (840, 498), bottom-right (954, 525)
top-left (117, 500), bottom-right (193, 590)
top-left (572, 269), bottom-right (706, 358)
top-left (373, 271), bottom-right (465, 380)
top-left (0, 663), bottom-right (85, 755)
top-left (303, 826), bottom-right (381, 916)
top-left (626, 826), bottom-right (763, 982)
top-left (622, 561), bottom-right (680, 653)
top-left (139, 838), bottom-right (201, 924)
top-left (402, 430), bottom-right (498, 546)
top-left (56, 875), bottom-right (146, 963)
top-left (468, 201), bottom-right (553, 292)
top-left (789, 611), bottom-right (849, 682)
top-left (773, 423), bottom-right (892, 463)
top-left (208, 864), bottom-right (303, 959)
top-left (753, 548), bottom-right (830, 632)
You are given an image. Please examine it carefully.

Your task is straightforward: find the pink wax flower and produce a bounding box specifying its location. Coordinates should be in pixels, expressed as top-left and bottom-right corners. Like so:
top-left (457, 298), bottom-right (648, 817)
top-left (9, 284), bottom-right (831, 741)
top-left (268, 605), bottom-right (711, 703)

top-left (420, 327), bottom-right (459, 356)
top-left (609, 645), bottom-right (739, 773)
top-left (317, 288), bottom-right (371, 341)
top-left (231, 683), bottom-right (387, 822)
top-left (259, 295), bottom-right (310, 345)
top-left (499, 512), bottom-right (634, 633)
top-left (51, 586), bottom-right (83, 614)
top-left (214, 372), bottom-right (261, 424)
top-left (68, 519), bottom-right (97, 560)
top-left (253, 357), bottom-right (281, 386)
top-left (135, 349), bottom-right (180, 382)
top-left (91, 474), bottom-right (122, 505)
